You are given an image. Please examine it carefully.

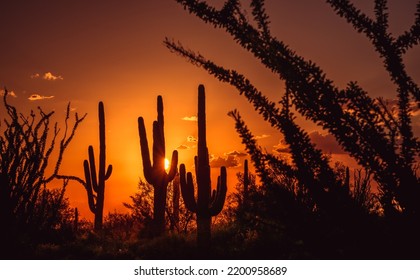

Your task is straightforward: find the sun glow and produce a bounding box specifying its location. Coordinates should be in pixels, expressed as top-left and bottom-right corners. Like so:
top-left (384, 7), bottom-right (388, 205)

top-left (164, 158), bottom-right (170, 170)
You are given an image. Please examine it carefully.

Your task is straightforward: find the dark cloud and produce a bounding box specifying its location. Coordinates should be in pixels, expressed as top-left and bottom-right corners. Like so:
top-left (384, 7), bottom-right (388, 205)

top-left (210, 155), bottom-right (239, 168)
top-left (273, 141), bottom-right (291, 153)
top-left (274, 131), bottom-right (346, 154)
top-left (309, 131), bottom-right (346, 154)
top-left (176, 144), bottom-right (190, 150)
top-left (225, 150), bottom-right (247, 157)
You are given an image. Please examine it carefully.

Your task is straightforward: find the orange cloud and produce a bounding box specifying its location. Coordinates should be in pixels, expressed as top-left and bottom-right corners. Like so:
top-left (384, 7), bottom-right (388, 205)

top-left (225, 150), bottom-right (247, 157)
top-left (187, 136), bottom-right (197, 142)
top-left (176, 144), bottom-right (190, 150)
top-left (0, 89), bottom-right (17, 97)
top-left (182, 116), bottom-right (198, 121)
top-left (43, 72), bottom-right (63, 81)
top-left (210, 155), bottom-right (239, 168)
top-left (255, 134), bottom-right (270, 140)
top-left (31, 72), bottom-right (63, 81)
top-left (28, 94), bottom-right (55, 101)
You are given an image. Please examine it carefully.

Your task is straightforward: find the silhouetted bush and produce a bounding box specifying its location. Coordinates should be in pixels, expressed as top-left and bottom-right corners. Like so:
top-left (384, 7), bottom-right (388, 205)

top-left (165, 0), bottom-right (419, 258)
top-left (0, 90), bottom-right (86, 258)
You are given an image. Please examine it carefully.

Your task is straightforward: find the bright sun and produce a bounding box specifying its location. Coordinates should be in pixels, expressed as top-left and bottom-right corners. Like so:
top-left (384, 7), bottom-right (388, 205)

top-left (164, 158), bottom-right (170, 170)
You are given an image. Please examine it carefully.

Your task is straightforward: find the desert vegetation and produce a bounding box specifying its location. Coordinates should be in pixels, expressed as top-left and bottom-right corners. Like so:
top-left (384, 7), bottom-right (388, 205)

top-left (0, 0), bottom-right (419, 259)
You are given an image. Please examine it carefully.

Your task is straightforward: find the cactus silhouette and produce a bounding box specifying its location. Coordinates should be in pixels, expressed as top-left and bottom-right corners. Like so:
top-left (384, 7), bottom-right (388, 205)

top-left (74, 207), bottom-right (79, 233)
top-left (83, 101), bottom-right (113, 231)
top-left (180, 85), bottom-right (227, 249)
top-left (138, 95), bottom-right (178, 236)
top-left (243, 159), bottom-right (249, 208)
top-left (172, 173), bottom-right (180, 232)
top-left (344, 167), bottom-right (350, 194)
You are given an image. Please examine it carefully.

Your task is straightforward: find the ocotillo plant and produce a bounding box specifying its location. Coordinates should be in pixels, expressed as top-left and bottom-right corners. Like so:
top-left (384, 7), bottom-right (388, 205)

top-left (180, 85), bottom-right (227, 249)
top-left (138, 95), bottom-right (178, 236)
top-left (83, 101), bottom-right (113, 231)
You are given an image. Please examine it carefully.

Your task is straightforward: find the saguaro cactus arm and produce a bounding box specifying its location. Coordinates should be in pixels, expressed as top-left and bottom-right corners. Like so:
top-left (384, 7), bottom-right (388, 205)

top-left (168, 150), bottom-right (178, 179)
top-left (209, 166), bottom-right (227, 216)
top-left (180, 163), bottom-right (198, 212)
top-left (83, 159), bottom-right (96, 213)
top-left (137, 95), bottom-right (178, 186)
top-left (137, 95), bottom-right (178, 236)
top-left (138, 117), bottom-right (154, 182)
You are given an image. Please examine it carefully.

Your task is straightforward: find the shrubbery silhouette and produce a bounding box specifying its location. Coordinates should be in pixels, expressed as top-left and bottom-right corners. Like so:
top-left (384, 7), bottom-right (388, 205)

top-left (166, 0), bottom-right (420, 258)
top-left (0, 90), bottom-right (85, 258)
top-left (123, 178), bottom-right (194, 238)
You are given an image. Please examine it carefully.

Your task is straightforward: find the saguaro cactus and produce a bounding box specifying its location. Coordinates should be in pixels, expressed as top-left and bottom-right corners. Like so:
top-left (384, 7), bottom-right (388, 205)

top-left (73, 207), bottom-right (79, 233)
top-left (243, 159), bottom-right (249, 207)
top-left (180, 84), bottom-right (227, 249)
top-left (172, 173), bottom-right (180, 232)
top-left (138, 95), bottom-right (178, 236)
top-left (83, 101), bottom-right (113, 231)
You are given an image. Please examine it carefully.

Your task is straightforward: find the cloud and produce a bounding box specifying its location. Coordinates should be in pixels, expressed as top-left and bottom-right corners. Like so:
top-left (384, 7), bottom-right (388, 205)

top-left (273, 141), bottom-right (291, 153)
top-left (255, 134), bottom-right (270, 140)
top-left (31, 72), bottom-right (63, 81)
top-left (0, 89), bottom-right (17, 97)
top-left (176, 144), bottom-right (190, 150)
top-left (210, 155), bottom-right (240, 168)
top-left (225, 150), bottom-right (247, 157)
top-left (309, 131), bottom-right (346, 154)
top-left (273, 131), bottom-right (345, 154)
top-left (43, 72), bottom-right (63, 81)
top-left (371, 98), bottom-right (420, 117)
top-left (182, 116), bottom-right (198, 121)
top-left (187, 136), bottom-right (197, 142)
top-left (28, 94), bottom-right (55, 101)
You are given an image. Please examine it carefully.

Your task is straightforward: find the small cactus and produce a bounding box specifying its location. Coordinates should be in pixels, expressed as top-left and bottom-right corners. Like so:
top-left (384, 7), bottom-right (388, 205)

top-left (83, 101), bottom-right (112, 231)
top-left (138, 95), bottom-right (178, 236)
top-left (172, 173), bottom-right (180, 232)
top-left (180, 85), bottom-right (227, 249)
top-left (74, 207), bottom-right (79, 233)
top-left (344, 166), bottom-right (350, 193)
top-left (243, 159), bottom-right (249, 207)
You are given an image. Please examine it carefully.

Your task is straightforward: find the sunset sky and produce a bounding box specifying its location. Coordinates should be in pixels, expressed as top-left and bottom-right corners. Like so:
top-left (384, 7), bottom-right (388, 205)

top-left (1, 0), bottom-right (419, 220)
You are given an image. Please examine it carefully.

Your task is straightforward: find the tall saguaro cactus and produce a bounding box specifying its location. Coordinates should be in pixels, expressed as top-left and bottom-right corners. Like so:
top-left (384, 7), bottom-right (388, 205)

top-left (138, 95), bottom-right (178, 236)
top-left (180, 85), bottom-right (227, 249)
top-left (83, 101), bottom-right (113, 231)
top-left (243, 159), bottom-right (249, 208)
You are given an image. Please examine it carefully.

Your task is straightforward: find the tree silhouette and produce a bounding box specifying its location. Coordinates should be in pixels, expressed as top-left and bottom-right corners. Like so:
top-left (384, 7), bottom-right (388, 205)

top-left (0, 90), bottom-right (86, 257)
top-left (165, 0), bottom-right (420, 258)
top-left (165, 0), bottom-right (419, 220)
top-left (124, 178), bottom-right (194, 238)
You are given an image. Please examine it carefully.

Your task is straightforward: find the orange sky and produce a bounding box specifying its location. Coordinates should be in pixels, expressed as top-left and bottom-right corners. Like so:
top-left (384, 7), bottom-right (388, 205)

top-left (1, 0), bottom-right (419, 220)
